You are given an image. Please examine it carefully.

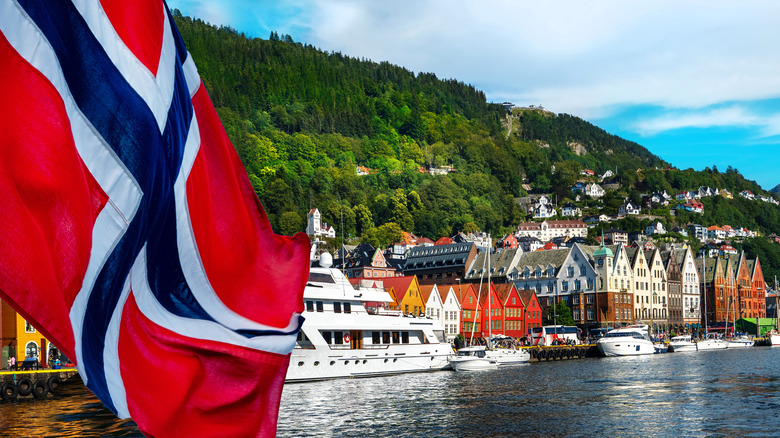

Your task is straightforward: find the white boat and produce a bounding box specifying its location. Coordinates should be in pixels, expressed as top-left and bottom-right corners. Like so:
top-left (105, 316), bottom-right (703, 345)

top-left (596, 325), bottom-right (655, 357)
top-left (668, 335), bottom-right (697, 352)
top-left (484, 336), bottom-right (531, 365)
top-left (449, 346), bottom-right (499, 371)
top-left (696, 332), bottom-right (728, 351)
top-left (286, 253), bottom-right (454, 382)
top-left (727, 334), bottom-right (754, 348)
top-left (769, 332), bottom-right (780, 346)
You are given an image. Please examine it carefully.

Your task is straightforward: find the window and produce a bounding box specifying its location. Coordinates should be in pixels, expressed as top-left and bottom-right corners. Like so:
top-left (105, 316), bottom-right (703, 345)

top-left (587, 295), bottom-right (594, 304)
top-left (382, 331), bottom-right (391, 344)
top-left (372, 332), bottom-right (381, 344)
top-left (334, 302), bottom-right (342, 313)
top-left (305, 301), bottom-right (314, 312)
top-left (568, 267), bottom-right (574, 277)
top-left (344, 303), bottom-right (351, 313)
top-left (25, 341), bottom-right (38, 359)
top-left (316, 301), bottom-right (324, 312)
top-left (25, 321), bottom-right (36, 333)
top-left (322, 331), bottom-right (333, 344)
top-left (401, 332), bottom-right (409, 344)
top-left (392, 332), bottom-right (400, 344)
top-left (587, 308), bottom-right (594, 320)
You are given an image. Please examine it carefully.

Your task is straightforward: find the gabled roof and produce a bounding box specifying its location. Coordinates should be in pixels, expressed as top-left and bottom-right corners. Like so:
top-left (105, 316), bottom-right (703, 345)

top-left (515, 248), bottom-right (570, 274)
top-left (465, 248), bottom-right (522, 280)
top-left (493, 283), bottom-right (518, 306)
top-left (381, 276), bottom-right (416, 302)
top-left (517, 289), bottom-right (537, 307)
top-left (418, 284), bottom-right (437, 303)
top-left (434, 237), bottom-right (454, 245)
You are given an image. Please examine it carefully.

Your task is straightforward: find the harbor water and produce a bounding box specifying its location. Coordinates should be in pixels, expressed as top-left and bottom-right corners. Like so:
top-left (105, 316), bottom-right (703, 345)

top-left (3, 347), bottom-right (779, 437)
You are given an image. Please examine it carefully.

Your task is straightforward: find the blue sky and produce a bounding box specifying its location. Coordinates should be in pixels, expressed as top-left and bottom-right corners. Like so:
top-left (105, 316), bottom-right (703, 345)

top-left (168, 1), bottom-right (780, 189)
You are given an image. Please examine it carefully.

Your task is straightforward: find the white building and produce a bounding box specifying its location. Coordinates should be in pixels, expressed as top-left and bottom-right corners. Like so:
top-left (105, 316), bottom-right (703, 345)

top-left (307, 208), bottom-right (336, 238)
top-left (584, 183), bottom-right (605, 198)
top-left (532, 195), bottom-right (557, 218)
top-left (677, 246), bottom-right (701, 327)
top-left (515, 220), bottom-right (588, 242)
top-left (560, 203), bottom-right (582, 217)
top-left (618, 200), bottom-right (641, 217)
top-left (440, 285), bottom-right (462, 342)
top-left (645, 221), bottom-right (667, 236)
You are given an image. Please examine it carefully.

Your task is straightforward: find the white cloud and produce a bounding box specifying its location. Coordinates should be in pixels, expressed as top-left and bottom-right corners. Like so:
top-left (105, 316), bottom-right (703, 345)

top-left (299, 1), bottom-right (780, 119)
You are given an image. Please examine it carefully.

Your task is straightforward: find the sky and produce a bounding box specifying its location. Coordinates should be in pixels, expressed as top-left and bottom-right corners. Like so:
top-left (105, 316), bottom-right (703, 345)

top-left (167, 0), bottom-right (780, 190)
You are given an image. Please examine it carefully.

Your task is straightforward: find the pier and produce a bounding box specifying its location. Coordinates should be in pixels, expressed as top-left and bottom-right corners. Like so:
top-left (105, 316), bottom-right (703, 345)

top-left (1, 367), bottom-right (78, 400)
top-left (525, 344), bottom-right (597, 361)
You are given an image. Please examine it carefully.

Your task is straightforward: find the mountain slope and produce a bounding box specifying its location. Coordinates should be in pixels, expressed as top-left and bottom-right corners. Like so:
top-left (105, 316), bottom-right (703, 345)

top-left (172, 12), bottom-right (778, 246)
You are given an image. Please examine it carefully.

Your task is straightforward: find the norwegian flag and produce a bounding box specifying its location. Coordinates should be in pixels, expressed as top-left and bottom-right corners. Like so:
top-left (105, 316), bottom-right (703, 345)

top-left (0, 0), bottom-right (309, 436)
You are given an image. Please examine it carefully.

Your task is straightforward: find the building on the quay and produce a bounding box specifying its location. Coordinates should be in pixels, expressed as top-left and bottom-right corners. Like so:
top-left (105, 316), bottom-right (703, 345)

top-left (583, 242), bottom-right (634, 328)
top-left (661, 248), bottom-right (684, 331)
top-left (677, 246), bottom-right (701, 329)
top-left (439, 285), bottom-right (462, 343)
top-left (1, 300), bottom-right (58, 366)
top-left (697, 252), bottom-right (765, 327)
top-left (403, 242), bottom-right (477, 285)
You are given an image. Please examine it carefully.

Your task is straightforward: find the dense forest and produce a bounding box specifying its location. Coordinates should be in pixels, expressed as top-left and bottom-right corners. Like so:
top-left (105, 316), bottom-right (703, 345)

top-left (172, 12), bottom-right (780, 276)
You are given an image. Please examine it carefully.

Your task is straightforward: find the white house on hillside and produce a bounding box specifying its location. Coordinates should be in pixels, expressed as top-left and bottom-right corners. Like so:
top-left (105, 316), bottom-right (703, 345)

top-left (307, 208), bottom-right (336, 238)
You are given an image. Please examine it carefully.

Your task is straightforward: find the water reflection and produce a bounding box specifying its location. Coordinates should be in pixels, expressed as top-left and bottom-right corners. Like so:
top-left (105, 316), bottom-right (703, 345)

top-left (278, 348), bottom-right (780, 437)
top-left (0, 377), bottom-right (141, 437)
top-left (2, 348), bottom-right (779, 437)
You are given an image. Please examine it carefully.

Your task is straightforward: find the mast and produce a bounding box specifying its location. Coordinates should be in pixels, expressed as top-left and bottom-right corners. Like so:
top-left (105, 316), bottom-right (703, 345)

top-left (487, 236), bottom-right (492, 340)
top-left (775, 276), bottom-right (779, 334)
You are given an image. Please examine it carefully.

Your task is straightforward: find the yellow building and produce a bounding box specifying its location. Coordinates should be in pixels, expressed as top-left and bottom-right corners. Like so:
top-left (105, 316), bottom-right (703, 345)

top-left (382, 276), bottom-right (426, 316)
top-left (2, 300), bottom-right (54, 367)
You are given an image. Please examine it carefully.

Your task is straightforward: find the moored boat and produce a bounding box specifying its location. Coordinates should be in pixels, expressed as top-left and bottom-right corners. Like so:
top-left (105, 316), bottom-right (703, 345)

top-left (286, 253), bottom-right (454, 382)
top-left (726, 334), bottom-right (754, 348)
top-left (668, 335), bottom-right (697, 352)
top-left (450, 346), bottom-right (499, 371)
top-left (696, 332), bottom-right (728, 351)
top-left (484, 335), bottom-right (530, 365)
top-left (596, 325), bottom-right (655, 357)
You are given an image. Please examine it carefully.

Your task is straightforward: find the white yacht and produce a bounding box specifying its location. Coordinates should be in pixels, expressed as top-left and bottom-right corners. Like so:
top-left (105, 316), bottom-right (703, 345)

top-left (768, 331), bottom-right (780, 346)
top-left (668, 335), bottom-right (697, 352)
top-left (484, 336), bottom-right (531, 365)
top-left (726, 334), bottom-right (754, 348)
top-left (450, 346), bottom-right (499, 371)
top-left (696, 332), bottom-right (728, 351)
top-left (596, 325), bottom-right (655, 357)
top-left (286, 254), bottom-right (454, 382)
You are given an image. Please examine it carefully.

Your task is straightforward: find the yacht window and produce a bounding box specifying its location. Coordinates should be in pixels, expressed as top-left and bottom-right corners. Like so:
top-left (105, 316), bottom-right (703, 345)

top-left (402, 332), bottom-right (409, 344)
top-left (322, 331), bottom-right (332, 344)
top-left (372, 332), bottom-right (380, 344)
top-left (316, 301), bottom-right (324, 312)
top-left (343, 302), bottom-right (351, 313)
top-left (392, 332), bottom-right (400, 344)
top-left (334, 331), bottom-right (344, 345)
top-left (308, 272), bottom-right (336, 284)
top-left (305, 301), bottom-right (314, 312)
top-left (382, 331), bottom-right (391, 344)
top-left (334, 302), bottom-right (342, 313)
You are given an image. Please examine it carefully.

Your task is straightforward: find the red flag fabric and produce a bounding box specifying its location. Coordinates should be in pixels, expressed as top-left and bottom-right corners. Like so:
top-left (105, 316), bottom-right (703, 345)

top-left (0, 0), bottom-right (309, 436)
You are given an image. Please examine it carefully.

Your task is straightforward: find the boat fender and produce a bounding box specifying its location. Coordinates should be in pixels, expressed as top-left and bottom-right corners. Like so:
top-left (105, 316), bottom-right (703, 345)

top-left (31, 380), bottom-right (49, 399)
top-left (2, 382), bottom-right (18, 400)
top-left (17, 377), bottom-right (33, 397)
top-left (343, 333), bottom-right (351, 343)
top-left (47, 376), bottom-right (62, 392)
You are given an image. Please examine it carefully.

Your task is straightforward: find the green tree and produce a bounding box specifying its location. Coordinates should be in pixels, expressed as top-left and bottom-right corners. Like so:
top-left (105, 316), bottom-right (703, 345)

top-left (544, 302), bottom-right (574, 326)
top-left (277, 211), bottom-right (305, 236)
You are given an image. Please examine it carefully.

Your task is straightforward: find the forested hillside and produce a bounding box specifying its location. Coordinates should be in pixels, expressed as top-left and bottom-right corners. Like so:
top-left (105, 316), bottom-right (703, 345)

top-left (172, 12), bottom-right (780, 254)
